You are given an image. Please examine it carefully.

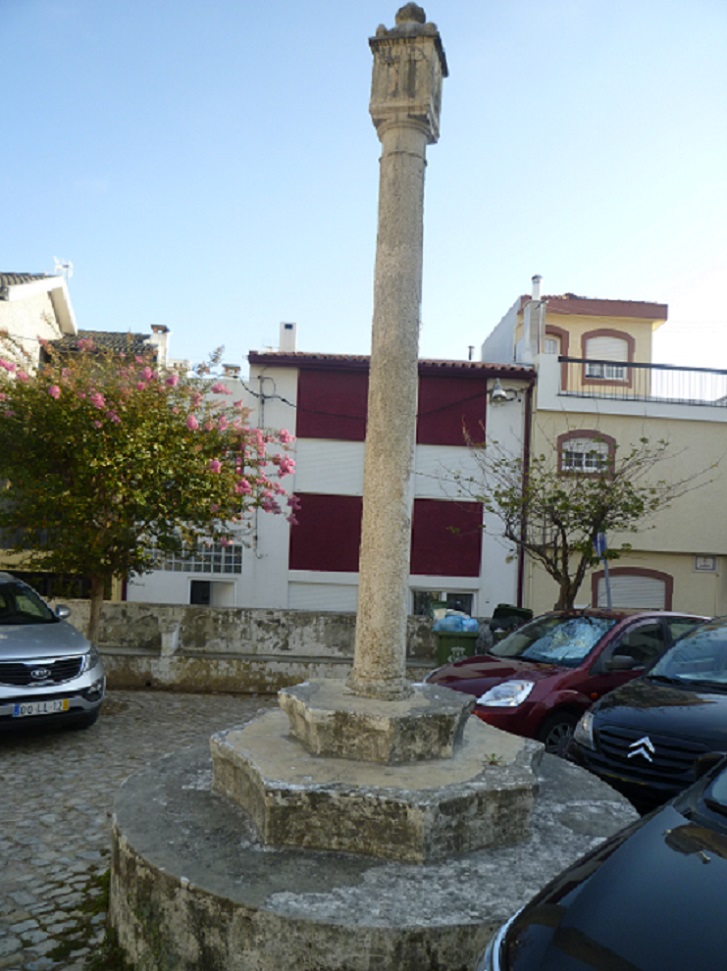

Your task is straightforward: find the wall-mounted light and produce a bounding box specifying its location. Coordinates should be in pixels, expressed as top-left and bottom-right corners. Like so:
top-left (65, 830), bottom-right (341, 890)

top-left (489, 379), bottom-right (523, 405)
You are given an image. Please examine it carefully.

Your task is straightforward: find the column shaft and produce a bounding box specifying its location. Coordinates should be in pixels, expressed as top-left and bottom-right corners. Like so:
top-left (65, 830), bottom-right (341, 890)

top-left (348, 122), bottom-right (428, 699)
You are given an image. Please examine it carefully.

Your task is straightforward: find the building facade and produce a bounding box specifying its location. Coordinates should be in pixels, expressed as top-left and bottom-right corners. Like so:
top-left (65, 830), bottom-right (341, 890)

top-left (0, 272), bottom-right (77, 365)
top-left (484, 279), bottom-right (727, 616)
top-left (128, 331), bottom-right (535, 616)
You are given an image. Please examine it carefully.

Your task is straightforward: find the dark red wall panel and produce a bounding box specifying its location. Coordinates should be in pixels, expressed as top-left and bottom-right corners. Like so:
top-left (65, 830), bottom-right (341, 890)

top-left (296, 369), bottom-right (369, 441)
top-left (289, 493), bottom-right (363, 572)
top-left (416, 375), bottom-right (488, 446)
top-left (289, 494), bottom-right (482, 578)
top-left (410, 499), bottom-right (483, 576)
top-left (295, 368), bottom-right (488, 445)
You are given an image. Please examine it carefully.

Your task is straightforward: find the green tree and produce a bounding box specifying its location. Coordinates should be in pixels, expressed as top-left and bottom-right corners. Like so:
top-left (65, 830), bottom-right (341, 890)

top-left (456, 434), bottom-right (705, 611)
top-left (0, 337), bottom-right (297, 639)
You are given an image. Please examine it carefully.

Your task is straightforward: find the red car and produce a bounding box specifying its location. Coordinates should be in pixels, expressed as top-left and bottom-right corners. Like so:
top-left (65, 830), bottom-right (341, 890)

top-left (425, 609), bottom-right (706, 755)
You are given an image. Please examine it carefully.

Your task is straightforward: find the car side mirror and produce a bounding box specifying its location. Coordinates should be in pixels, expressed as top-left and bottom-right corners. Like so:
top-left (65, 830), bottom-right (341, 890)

top-left (605, 655), bottom-right (641, 671)
top-left (55, 605), bottom-right (71, 619)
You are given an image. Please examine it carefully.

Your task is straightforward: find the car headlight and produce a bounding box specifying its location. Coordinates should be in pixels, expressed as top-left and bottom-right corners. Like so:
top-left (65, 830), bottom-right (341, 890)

top-left (476, 680), bottom-right (534, 708)
top-left (82, 645), bottom-right (100, 672)
top-left (573, 709), bottom-right (595, 749)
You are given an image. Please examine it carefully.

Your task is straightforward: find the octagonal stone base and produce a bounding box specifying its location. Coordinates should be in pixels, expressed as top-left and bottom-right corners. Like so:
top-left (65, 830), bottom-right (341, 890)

top-left (210, 707), bottom-right (540, 863)
top-left (278, 679), bottom-right (474, 764)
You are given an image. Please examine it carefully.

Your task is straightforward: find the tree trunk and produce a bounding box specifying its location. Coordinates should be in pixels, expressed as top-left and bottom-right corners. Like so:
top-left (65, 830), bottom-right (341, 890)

top-left (87, 575), bottom-right (105, 644)
top-left (553, 580), bottom-right (578, 611)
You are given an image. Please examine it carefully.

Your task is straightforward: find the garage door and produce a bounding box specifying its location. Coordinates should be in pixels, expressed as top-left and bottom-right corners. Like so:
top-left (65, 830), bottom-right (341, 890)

top-left (596, 573), bottom-right (667, 610)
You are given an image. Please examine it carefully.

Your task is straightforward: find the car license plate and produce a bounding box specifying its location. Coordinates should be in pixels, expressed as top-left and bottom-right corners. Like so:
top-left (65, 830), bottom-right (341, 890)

top-left (13, 699), bottom-right (70, 718)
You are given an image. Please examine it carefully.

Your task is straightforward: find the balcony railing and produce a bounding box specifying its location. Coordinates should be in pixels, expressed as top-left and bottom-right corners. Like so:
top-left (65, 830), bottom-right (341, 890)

top-left (558, 357), bottom-right (727, 408)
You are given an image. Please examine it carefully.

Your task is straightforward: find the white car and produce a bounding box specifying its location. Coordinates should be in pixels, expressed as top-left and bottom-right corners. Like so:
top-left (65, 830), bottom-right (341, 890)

top-left (0, 572), bottom-right (105, 730)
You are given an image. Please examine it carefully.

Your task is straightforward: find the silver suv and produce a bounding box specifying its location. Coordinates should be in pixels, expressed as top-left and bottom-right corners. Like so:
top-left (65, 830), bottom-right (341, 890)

top-left (0, 572), bottom-right (105, 730)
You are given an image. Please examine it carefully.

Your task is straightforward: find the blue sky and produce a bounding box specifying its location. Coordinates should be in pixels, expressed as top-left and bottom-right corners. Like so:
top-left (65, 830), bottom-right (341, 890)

top-left (3, 0), bottom-right (726, 370)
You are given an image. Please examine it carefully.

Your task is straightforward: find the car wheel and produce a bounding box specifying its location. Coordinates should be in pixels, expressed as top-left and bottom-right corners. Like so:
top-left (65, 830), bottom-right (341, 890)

top-left (539, 713), bottom-right (578, 756)
top-left (68, 709), bottom-right (100, 730)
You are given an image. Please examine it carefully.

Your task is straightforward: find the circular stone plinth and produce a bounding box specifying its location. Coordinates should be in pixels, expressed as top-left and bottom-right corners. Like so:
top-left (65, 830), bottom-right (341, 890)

top-left (109, 743), bottom-right (638, 971)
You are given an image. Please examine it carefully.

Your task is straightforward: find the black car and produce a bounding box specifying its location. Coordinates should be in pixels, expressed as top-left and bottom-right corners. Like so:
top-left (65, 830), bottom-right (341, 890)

top-left (476, 754), bottom-right (727, 971)
top-left (569, 616), bottom-right (727, 811)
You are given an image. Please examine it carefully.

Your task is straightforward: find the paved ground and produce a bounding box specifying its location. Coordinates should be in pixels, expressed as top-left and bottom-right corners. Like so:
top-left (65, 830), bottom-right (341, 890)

top-left (0, 690), bottom-right (276, 971)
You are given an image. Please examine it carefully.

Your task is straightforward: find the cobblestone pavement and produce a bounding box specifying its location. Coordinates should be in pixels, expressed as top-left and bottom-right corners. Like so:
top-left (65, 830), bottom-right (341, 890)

top-left (0, 690), bottom-right (276, 971)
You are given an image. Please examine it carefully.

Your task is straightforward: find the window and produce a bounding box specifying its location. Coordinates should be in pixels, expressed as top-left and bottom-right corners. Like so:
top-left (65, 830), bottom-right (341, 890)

top-left (296, 369), bottom-right (369, 441)
top-left (543, 326), bottom-right (568, 356)
top-left (544, 336), bottom-right (561, 355)
top-left (150, 542), bottom-right (243, 575)
top-left (667, 617), bottom-right (703, 641)
top-left (562, 439), bottom-right (608, 472)
top-left (289, 494), bottom-right (363, 572)
top-left (416, 374), bottom-right (488, 446)
top-left (412, 591), bottom-right (474, 617)
top-left (585, 361), bottom-right (626, 381)
top-left (289, 495), bottom-right (482, 577)
top-left (544, 326), bottom-right (570, 389)
top-left (410, 499), bottom-right (483, 577)
top-left (612, 621), bottom-right (665, 668)
top-left (582, 330), bottom-right (634, 384)
top-left (557, 431), bottom-right (615, 474)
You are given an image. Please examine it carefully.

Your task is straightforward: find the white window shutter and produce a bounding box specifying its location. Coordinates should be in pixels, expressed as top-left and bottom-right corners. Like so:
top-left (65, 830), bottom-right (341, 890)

top-left (597, 574), bottom-right (666, 609)
top-left (586, 336), bottom-right (628, 361)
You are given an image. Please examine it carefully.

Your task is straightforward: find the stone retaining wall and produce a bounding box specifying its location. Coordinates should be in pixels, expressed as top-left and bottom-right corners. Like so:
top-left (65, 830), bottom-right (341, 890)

top-left (65, 601), bottom-right (442, 694)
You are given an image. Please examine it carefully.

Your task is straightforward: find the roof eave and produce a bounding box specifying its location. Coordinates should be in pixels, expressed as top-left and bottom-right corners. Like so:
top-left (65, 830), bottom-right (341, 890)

top-left (247, 350), bottom-right (536, 383)
top-left (5, 276), bottom-right (77, 336)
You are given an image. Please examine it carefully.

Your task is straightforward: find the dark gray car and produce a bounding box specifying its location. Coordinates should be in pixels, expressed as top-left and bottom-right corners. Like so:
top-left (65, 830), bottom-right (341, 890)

top-left (0, 572), bottom-right (105, 729)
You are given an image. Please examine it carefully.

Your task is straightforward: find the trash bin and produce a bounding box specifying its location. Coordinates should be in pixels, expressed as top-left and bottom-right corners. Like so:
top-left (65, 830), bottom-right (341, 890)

top-left (436, 630), bottom-right (480, 666)
top-left (489, 604), bottom-right (533, 642)
top-left (492, 603), bottom-right (533, 625)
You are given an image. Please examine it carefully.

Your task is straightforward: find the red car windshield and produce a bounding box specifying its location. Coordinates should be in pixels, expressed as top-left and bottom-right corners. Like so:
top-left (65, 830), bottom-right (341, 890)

top-left (489, 615), bottom-right (619, 668)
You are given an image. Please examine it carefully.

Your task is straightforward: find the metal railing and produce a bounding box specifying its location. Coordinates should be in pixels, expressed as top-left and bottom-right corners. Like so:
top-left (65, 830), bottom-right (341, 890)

top-left (558, 357), bottom-right (727, 407)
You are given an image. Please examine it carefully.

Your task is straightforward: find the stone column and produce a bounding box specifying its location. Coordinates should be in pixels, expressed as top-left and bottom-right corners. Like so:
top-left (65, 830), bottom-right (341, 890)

top-left (348, 4), bottom-right (448, 700)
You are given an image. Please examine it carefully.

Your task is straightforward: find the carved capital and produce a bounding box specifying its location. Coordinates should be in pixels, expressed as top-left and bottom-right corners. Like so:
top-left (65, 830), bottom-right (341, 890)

top-left (369, 14), bottom-right (447, 144)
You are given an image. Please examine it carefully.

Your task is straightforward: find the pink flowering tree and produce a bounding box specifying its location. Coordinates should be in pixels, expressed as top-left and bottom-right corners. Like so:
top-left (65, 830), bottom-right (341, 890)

top-left (0, 338), bottom-right (297, 640)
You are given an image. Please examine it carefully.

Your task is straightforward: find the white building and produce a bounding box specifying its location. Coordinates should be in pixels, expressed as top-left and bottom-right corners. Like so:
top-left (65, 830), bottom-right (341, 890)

top-left (127, 324), bottom-right (535, 616)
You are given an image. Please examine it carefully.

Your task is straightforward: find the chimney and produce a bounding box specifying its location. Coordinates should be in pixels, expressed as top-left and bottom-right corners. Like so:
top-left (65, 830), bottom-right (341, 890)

top-left (222, 363), bottom-right (241, 378)
top-left (279, 321), bottom-right (297, 352)
top-left (148, 324), bottom-right (170, 367)
top-left (531, 275), bottom-right (542, 300)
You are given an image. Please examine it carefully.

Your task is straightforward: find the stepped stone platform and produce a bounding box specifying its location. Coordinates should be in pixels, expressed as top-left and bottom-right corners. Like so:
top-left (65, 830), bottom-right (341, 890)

top-left (210, 699), bottom-right (539, 864)
top-left (109, 728), bottom-right (637, 971)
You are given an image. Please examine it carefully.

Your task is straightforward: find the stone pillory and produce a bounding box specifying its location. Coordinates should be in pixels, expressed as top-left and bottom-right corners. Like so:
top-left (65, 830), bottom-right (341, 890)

top-left (349, 4), bottom-right (447, 702)
top-left (107, 12), bottom-right (638, 970)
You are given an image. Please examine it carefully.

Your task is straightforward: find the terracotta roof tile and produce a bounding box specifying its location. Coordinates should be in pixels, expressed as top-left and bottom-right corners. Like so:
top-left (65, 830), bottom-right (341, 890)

top-left (0, 272), bottom-right (53, 299)
top-left (519, 293), bottom-right (667, 319)
top-left (248, 350), bottom-right (535, 380)
top-left (52, 329), bottom-right (154, 356)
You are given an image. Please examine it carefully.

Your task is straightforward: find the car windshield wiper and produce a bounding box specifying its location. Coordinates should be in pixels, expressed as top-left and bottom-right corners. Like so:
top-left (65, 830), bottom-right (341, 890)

top-left (703, 796), bottom-right (727, 818)
top-left (647, 673), bottom-right (689, 685)
top-left (680, 678), bottom-right (727, 692)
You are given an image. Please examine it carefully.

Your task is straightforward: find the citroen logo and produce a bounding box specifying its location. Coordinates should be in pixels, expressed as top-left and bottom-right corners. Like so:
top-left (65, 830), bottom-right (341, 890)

top-left (30, 668), bottom-right (51, 680)
top-left (628, 736), bottom-right (655, 762)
